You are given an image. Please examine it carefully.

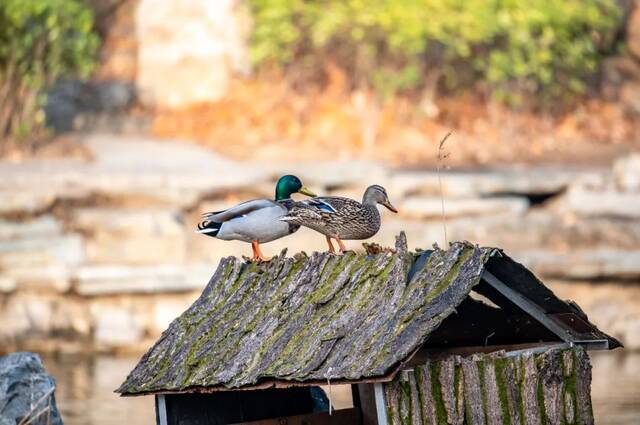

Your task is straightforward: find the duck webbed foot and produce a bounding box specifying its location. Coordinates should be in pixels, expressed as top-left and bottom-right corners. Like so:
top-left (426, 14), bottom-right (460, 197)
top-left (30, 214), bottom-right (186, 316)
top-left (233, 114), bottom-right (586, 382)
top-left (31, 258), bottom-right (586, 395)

top-left (325, 236), bottom-right (337, 254)
top-left (335, 236), bottom-right (349, 254)
top-left (251, 240), bottom-right (272, 262)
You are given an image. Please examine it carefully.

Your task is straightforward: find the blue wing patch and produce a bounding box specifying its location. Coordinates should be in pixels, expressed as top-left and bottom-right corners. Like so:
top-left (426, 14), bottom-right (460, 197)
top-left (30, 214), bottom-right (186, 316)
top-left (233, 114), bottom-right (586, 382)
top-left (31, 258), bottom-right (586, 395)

top-left (308, 199), bottom-right (336, 213)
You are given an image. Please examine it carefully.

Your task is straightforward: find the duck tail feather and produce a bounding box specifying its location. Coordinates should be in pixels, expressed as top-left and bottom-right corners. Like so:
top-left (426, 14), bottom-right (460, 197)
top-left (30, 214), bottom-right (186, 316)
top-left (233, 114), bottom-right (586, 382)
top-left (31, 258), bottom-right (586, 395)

top-left (195, 220), bottom-right (222, 237)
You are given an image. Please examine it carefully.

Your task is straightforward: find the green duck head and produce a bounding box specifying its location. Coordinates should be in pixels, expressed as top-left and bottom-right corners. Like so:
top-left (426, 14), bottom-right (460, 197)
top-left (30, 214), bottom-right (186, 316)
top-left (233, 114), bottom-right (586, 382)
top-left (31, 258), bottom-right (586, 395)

top-left (275, 175), bottom-right (316, 200)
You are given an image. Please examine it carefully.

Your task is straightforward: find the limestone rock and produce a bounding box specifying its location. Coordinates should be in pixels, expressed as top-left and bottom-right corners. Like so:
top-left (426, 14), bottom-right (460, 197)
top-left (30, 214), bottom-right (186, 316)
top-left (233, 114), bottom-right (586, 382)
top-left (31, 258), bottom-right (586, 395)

top-left (613, 153), bottom-right (640, 191)
top-left (0, 352), bottom-right (63, 425)
top-left (556, 185), bottom-right (640, 218)
top-left (0, 217), bottom-right (62, 240)
top-left (549, 280), bottom-right (640, 350)
top-left (4, 265), bottom-right (72, 293)
top-left (74, 264), bottom-right (213, 295)
top-left (73, 208), bottom-right (187, 264)
top-left (388, 167), bottom-right (588, 198)
top-left (517, 249), bottom-right (640, 280)
top-left (400, 196), bottom-right (528, 219)
top-left (0, 235), bottom-right (85, 269)
top-left (136, 0), bottom-right (250, 108)
top-left (91, 304), bottom-right (142, 347)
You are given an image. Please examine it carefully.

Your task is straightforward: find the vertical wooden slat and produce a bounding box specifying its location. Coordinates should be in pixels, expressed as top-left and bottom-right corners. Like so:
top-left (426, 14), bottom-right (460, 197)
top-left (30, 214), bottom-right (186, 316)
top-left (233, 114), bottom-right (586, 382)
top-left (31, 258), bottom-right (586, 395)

top-left (461, 358), bottom-right (486, 425)
top-left (499, 358), bottom-right (522, 425)
top-left (521, 354), bottom-right (542, 425)
top-left (481, 361), bottom-right (504, 425)
top-left (408, 372), bottom-right (423, 425)
top-left (539, 350), bottom-right (563, 425)
top-left (417, 363), bottom-right (438, 425)
top-left (384, 381), bottom-right (401, 425)
top-left (574, 349), bottom-right (594, 425)
top-left (562, 350), bottom-right (576, 424)
top-left (438, 357), bottom-right (463, 425)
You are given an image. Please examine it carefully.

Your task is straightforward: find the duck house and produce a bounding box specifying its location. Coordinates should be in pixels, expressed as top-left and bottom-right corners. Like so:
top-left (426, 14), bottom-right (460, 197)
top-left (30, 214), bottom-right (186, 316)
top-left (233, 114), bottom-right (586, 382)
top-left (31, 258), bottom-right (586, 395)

top-left (117, 233), bottom-right (621, 425)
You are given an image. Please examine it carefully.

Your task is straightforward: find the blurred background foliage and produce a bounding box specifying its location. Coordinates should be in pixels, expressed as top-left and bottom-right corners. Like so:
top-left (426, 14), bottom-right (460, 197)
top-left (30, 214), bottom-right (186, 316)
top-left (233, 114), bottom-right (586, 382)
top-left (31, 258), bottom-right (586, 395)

top-left (0, 0), bottom-right (98, 142)
top-left (249, 0), bottom-right (622, 105)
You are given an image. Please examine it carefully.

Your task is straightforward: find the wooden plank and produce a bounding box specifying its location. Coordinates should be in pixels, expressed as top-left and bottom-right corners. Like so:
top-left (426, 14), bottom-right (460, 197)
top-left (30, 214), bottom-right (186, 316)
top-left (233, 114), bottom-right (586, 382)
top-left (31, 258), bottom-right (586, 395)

top-left (231, 408), bottom-right (360, 425)
top-left (356, 384), bottom-right (378, 425)
top-left (374, 383), bottom-right (389, 425)
top-left (156, 395), bottom-right (168, 425)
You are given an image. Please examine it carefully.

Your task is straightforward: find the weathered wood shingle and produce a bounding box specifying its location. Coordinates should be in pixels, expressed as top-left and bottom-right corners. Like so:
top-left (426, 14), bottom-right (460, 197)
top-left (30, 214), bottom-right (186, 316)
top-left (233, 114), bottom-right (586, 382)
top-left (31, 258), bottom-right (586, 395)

top-left (117, 234), bottom-right (492, 395)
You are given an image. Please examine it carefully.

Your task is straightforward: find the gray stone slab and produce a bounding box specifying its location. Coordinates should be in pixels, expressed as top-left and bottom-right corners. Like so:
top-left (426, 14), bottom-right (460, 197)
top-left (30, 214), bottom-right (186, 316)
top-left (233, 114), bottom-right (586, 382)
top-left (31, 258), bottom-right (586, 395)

top-left (0, 352), bottom-right (63, 425)
top-left (388, 167), bottom-right (597, 198)
top-left (516, 249), bottom-right (640, 280)
top-left (74, 263), bottom-right (214, 295)
top-left (0, 235), bottom-right (85, 268)
top-left (401, 196), bottom-right (528, 219)
top-left (0, 216), bottom-right (62, 240)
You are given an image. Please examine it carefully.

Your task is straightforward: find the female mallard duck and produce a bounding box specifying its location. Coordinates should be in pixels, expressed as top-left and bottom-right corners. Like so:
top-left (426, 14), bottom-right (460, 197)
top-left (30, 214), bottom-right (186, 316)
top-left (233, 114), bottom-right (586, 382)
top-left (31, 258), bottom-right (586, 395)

top-left (196, 175), bottom-right (315, 261)
top-left (281, 185), bottom-right (397, 253)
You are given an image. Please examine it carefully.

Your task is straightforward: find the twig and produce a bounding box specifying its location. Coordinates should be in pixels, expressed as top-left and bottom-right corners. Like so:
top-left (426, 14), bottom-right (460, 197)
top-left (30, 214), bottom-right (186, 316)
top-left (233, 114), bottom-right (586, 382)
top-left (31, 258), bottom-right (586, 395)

top-left (436, 131), bottom-right (453, 245)
top-left (17, 387), bottom-right (55, 425)
top-left (19, 406), bottom-right (51, 425)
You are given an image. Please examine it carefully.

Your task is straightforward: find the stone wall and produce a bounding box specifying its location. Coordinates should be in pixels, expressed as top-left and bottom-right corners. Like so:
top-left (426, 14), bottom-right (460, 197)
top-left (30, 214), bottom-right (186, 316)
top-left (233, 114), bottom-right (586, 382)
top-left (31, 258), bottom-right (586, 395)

top-left (1, 134), bottom-right (639, 353)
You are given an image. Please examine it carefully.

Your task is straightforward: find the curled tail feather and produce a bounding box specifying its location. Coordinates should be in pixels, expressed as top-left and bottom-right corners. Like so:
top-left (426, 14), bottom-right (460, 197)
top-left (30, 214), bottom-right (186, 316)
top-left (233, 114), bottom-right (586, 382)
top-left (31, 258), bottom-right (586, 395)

top-left (196, 220), bottom-right (222, 237)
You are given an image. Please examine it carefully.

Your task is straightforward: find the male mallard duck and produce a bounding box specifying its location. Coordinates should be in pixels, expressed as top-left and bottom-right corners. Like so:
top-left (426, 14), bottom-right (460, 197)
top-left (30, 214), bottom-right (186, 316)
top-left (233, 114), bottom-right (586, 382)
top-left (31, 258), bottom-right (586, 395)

top-left (281, 185), bottom-right (397, 253)
top-left (196, 175), bottom-right (316, 261)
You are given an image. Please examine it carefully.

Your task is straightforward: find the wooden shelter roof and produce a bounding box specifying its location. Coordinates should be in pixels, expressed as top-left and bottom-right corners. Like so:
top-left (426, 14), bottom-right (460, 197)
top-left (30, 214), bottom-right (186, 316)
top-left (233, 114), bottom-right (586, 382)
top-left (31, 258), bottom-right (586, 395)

top-left (117, 233), bottom-right (619, 396)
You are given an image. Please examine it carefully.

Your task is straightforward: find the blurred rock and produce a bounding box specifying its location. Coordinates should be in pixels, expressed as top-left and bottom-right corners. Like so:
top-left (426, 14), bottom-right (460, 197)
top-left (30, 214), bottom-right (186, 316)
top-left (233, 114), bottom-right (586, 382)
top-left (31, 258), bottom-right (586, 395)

top-left (4, 265), bottom-right (71, 293)
top-left (0, 134), bottom-right (266, 209)
top-left (518, 249), bottom-right (640, 280)
top-left (613, 153), bottom-right (640, 191)
top-left (74, 264), bottom-right (213, 295)
top-left (0, 352), bottom-right (63, 425)
top-left (388, 167), bottom-right (588, 198)
top-left (550, 280), bottom-right (640, 350)
top-left (73, 208), bottom-right (184, 235)
top-left (0, 236), bottom-right (85, 269)
top-left (0, 190), bottom-right (58, 216)
top-left (0, 276), bottom-right (16, 293)
top-left (272, 160), bottom-right (389, 190)
top-left (0, 217), bottom-right (62, 240)
top-left (91, 304), bottom-right (142, 347)
top-left (136, 0), bottom-right (250, 108)
top-left (555, 185), bottom-right (640, 218)
top-left (45, 80), bottom-right (135, 133)
top-left (401, 196), bottom-right (528, 219)
top-left (152, 297), bottom-right (197, 334)
top-left (73, 208), bottom-right (187, 264)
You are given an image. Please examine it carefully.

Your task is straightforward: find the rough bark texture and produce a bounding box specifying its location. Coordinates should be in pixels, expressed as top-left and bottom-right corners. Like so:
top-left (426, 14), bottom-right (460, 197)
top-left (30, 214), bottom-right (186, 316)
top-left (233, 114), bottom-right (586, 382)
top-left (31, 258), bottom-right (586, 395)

top-left (118, 235), bottom-right (492, 394)
top-left (383, 347), bottom-right (594, 425)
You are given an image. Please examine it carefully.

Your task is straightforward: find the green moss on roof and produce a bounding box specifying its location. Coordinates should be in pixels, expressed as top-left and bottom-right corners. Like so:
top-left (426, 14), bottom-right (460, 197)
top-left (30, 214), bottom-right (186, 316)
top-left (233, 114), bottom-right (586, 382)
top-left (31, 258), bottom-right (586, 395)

top-left (117, 234), bottom-right (491, 395)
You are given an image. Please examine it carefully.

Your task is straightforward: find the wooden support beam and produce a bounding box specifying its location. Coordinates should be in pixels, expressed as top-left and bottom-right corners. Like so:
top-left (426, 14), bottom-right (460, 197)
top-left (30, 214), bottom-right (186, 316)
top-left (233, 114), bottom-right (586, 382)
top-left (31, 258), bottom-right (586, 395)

top-left (481, 270), bottom-right (575, 344)
top-left (155, 395), bottom-right (168, 425)
top-left (373, 384), bottom-right (388, 425)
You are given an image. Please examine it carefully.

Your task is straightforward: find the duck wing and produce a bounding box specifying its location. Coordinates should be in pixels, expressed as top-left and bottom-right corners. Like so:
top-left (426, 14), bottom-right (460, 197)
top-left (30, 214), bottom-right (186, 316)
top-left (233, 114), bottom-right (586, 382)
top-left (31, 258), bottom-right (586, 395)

top-left (282, 197), bottom-right (356, 221)
top-left (202, 199), bottom-right (279, 222)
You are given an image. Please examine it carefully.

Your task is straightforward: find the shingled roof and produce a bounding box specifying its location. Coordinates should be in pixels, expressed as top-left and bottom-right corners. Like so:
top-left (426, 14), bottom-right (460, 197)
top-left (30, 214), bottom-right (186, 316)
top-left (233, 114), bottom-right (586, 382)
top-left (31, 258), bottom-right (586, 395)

top-left (117, 233), bottom-right (619, 396)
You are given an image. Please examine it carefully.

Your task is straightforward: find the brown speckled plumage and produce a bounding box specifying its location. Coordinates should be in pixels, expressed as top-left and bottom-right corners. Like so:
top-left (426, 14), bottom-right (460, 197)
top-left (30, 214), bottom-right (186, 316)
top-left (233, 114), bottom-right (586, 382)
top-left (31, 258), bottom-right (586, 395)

top-left (282, 185), bottom-right (395, 241)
